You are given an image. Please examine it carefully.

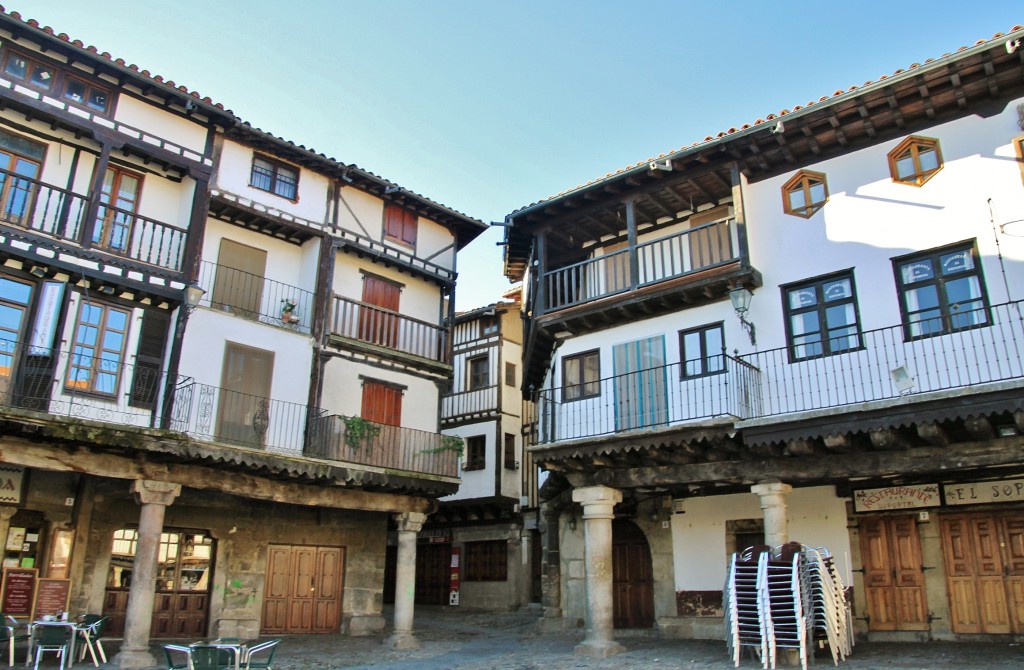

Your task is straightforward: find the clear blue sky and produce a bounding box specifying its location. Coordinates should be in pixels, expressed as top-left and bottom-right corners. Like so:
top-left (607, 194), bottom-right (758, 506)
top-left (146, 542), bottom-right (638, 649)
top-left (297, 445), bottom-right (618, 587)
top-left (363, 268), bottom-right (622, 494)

top-left (20, 1), bottom-right (1023, 309)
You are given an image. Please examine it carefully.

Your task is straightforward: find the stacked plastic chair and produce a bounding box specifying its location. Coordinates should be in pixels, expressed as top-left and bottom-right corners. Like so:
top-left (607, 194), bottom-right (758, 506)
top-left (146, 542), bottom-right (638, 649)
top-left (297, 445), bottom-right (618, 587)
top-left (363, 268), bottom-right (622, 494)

top-left (724, 546), bottom-right (772, 668)
top-left (763, 543), bottom-right (807, 670)
top-left (800, 546), bottom-right (853, 664)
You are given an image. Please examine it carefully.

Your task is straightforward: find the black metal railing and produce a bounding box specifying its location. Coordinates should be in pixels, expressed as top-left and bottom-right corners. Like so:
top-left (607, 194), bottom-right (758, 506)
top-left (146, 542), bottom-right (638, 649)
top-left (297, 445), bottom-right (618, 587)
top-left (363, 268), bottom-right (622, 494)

top-left (0, 166), bottom-right (187, 272)
top-left (0, 339), bottom-right (179, 427)
top-left (441, 384), bottom-right (498, 421)
top-left (306, 414), bottom-right (458, 478)
top-left (530, 300), bottom-right (1024, 444)
top-left (330, 295), bottom-right (448, 363)
top-left (195, 261), bottom-right (315, 334)
top-left (541, 218), bottom-right (738, 312)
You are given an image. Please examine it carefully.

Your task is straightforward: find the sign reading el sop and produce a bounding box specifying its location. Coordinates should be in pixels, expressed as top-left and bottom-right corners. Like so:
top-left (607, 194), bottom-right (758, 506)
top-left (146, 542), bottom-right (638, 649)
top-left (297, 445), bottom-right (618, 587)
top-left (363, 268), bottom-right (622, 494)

top-left (853, 484), bottom-right (940, 512)
top-left (944, 479), bottom-right (1024, 506)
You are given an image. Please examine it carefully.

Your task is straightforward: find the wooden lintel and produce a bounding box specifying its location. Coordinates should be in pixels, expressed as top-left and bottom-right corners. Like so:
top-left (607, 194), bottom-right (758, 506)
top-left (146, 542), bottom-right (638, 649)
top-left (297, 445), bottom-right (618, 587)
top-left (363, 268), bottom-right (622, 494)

top-left (916, 421), bottom-right (950, 447)
top-left (964, 416), bottom-right (995, 441)
top-left (869, 428), bottom-right (907, 451)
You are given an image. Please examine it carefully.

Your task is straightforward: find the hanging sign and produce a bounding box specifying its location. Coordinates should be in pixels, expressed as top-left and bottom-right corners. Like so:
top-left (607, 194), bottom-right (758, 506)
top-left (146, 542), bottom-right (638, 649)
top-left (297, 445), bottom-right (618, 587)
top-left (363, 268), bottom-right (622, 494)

top-left (853, 484), bottom-right (939, 512)
top-left (29, 280), bottom-right (64, 355)
top-left (944, 478), bottom-right (1024, 506)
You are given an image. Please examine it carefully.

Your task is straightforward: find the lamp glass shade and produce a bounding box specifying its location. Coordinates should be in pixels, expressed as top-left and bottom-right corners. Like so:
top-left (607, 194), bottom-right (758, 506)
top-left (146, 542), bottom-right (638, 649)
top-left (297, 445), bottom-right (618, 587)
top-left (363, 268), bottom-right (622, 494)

top-left (184, 283), bottom-right (206, 308)
top-left (729, 287), bottom-right (753, 313)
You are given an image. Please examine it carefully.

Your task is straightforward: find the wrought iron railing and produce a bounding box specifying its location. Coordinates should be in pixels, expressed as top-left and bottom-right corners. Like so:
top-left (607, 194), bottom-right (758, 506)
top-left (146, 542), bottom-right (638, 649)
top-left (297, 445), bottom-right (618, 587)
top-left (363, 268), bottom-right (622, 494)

top-left (0, 166), bottom-right (187, 272)
top-left (530, 300), bottom-right (1024, 444)
top-left (195, 261), bottom-right (315, 334)
top-left (329, 295), bottom-right (447, 363)
top-left (533, 354), bottom-right (760, 443)
top-left (441, 384), bottom-right (498, 421)
top-left (0, 339), bottom-right (179, 427)
top-left (541, 218), bottom-right (738, 312)
top-left (306, 414), bottom-right (459, 478)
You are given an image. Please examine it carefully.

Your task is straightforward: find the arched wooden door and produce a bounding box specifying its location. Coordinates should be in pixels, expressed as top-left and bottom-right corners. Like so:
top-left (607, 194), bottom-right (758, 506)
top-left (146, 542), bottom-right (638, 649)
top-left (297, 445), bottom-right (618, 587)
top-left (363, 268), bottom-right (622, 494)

top-left (612, 519), bottom-right (655, 628)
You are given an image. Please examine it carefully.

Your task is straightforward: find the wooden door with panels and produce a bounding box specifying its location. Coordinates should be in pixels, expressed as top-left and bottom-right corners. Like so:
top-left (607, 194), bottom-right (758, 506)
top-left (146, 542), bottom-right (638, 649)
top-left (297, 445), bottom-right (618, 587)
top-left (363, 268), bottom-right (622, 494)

top-left (858, 516), bottom-right (929, 631)
top-left (262, 544), bottom-right (344, 634)
top-left (612, 519), bottom-right (655, 629)
top-left (940, 513), bottom-right (1024, 634)
top-left (359, 274), bottom-right (401, 349)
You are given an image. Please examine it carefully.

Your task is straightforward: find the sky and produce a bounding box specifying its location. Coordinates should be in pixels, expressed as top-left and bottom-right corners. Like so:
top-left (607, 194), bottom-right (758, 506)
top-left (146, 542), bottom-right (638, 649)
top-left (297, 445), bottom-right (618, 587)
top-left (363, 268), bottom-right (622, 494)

top-left (19, 1), bottom-right (1024, 309)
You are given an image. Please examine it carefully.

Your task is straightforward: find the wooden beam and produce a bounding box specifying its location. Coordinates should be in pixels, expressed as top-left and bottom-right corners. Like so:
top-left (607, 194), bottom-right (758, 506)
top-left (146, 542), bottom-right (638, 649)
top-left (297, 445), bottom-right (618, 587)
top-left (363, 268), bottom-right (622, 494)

top-left (869, 428), bottom-right (908, 450)
top-left (822, 434), bottom-right (856, 453)
top-left (964, 416), bottom-right (996, 441)
top-left (916, 421), bottom-right (950, 447)
top-left (784, 438), bottom-right (818, 456)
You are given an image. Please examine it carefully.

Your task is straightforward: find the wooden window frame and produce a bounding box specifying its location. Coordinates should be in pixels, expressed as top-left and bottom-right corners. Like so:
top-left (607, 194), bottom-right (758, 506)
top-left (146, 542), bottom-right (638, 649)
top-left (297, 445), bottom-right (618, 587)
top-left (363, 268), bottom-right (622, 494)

top-left (678, 322), bottom-right (725, 379)
top-left (2, 47), bottom-right (113, 116)
top-left (480, 316), bottom-right (498, 336)
top-left (888, 136), bottom-right (943, 186)
top-left (249, 155), bottom-right (299, 201)
top-left (892, 240), bottom-right (990, 341)
top-left (503, 432), bottom-right (516, 470)
top-left (464, 435), bottom-right (486, 471)
top-left (562, 349), bottom-right (600, 402)
top-left (66, 299), bottom-right (131, 397)
top-left (384, 204), bottom-right (417, 247)
top-left (462, 540), bottom-right (508, 582)
top-left (94, 165), bottom-right (143, 252)
top-left (781, 169), bottom-right (828, 218)
top-left (782, 270), bottom-right (863, 362)
top-left (467, 354), bottom-right (489, 391)
top-left (504, 361), bottom-right (516, 388)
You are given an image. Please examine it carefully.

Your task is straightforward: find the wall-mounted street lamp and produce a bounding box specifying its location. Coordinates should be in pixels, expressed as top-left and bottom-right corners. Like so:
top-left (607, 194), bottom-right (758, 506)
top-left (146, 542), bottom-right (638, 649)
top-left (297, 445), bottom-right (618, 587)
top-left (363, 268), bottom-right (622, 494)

top-left (728, 287), bottom-right (756, 346)
top-left (183, 282), bottom-right (206, 315)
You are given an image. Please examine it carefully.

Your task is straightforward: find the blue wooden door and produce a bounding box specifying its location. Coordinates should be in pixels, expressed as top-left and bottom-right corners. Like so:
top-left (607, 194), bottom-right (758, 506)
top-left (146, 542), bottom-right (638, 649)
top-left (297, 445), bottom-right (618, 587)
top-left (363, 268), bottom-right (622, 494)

top-left (613, 335), bottom-right (668, 431)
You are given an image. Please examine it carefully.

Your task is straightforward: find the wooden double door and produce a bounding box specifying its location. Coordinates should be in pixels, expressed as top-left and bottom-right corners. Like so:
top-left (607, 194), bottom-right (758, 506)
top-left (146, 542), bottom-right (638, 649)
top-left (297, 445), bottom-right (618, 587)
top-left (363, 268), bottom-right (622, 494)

top-left (262, 544), bottom-right (344, 634)
top-left (940, 512), bottom-right (1024, 634)
top-left (858, 516), bottom-right (929, 631)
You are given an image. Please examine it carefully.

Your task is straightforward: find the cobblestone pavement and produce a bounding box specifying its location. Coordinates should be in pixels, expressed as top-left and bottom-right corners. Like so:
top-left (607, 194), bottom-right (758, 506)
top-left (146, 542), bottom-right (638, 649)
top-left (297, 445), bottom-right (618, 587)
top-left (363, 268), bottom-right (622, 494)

top-left (256, 607), bottom-right (1023, 670)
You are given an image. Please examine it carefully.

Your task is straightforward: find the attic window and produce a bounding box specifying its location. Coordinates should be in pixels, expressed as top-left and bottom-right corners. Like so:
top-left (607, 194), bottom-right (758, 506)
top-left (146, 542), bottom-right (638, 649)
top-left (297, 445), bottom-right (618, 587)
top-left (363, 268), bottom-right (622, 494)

top-left (781, 170), bottom-right (828, 218)
top-left (888, 136), bottom-right (942, 186)
top-left (250, 155), bottom-right (298, 200)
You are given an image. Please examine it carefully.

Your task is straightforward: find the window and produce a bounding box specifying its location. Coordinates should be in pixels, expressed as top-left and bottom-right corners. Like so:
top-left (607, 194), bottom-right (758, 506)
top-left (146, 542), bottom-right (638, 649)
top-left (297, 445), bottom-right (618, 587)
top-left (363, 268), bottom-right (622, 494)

top-left (562, 349), bottom-right (600, 401)
top-left (480, 316), bottom-right (498, 336)
top-left (384, 204), bottom-right (417, 247)
top-left (67, 300), bottom-right (130, 396)
top-left (782, 170), bottom-right (828, 218)
top-left (0, 129), bottom-right (44, 227)
top-left (249, 155), bottom-right (298, 200)
top-left (463, 540), bottom-right (508, 582)
top-left (464, 435), bottom-right (485, 471)
top-left (468, 355), bottom-right (489, 390)
top-left (2, 49), bottom-right (111, 114)
top-left (888, 136), bottom-right (942, 186)
top-left (94, 166), bottom-right (142, 252)
top-left (505, 362), bottom-right (516, 387)
top-left (894, 241), bottom-right (989, 339)
top-left (783, 271), bottom-right (862, 360)
top-left (360, 378), bottom-right (404, 428)
top-left (504, 433), bottom-right (516, 470)
top-left (211, 239), bottom-right (267, 320)
top-left (679, 323), bottom-right (725, 378)
top-left (218, 343), bottom-right (274, 446)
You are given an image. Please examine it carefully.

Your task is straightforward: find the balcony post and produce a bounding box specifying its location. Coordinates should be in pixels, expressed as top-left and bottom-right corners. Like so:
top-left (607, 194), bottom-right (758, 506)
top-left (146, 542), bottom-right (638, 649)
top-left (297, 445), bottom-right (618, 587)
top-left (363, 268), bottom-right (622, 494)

top-left (387, 511), bottom-right (428, 650)
top-left (625, 197), bottom-right (639, 289)
top-left (80, 141), bottom-right (113, 249)
top-left (535, 232), bottom-right (547, 315)
top-left (572, 485), bottom-right (625, 658)
top-left (731, 163), bottom-right (751, 268)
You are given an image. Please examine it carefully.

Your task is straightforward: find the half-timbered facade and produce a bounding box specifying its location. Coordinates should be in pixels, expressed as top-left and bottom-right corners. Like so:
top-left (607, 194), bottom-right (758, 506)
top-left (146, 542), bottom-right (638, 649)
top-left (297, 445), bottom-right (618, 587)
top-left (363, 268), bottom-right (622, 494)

top-left (506, 26), bottom-right (1024, 654)
top-left (0, 9), bottom-right (485, 667)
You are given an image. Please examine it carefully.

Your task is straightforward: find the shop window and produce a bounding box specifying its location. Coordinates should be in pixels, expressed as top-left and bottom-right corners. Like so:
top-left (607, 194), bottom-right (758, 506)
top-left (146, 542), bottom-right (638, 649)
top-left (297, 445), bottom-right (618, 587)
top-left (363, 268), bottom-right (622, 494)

top-left (783, 271), bottom-right (862, 361)
top-left (249, 155), bottom-right (298, 200)
top-left (782, 170), bottom-right (828, 218)
top-left (108, 529), bottom-right (212, 591)
top-left (384, 204), bottom-right (417, 247)
top-left (679, 322), bottom-right (725, 378)
top-left (894, 241), bottom-right (989, 339)
top-left (888, 136), bottom-right (942, 186)
top-left (467, 355), bottom-right (489, 390)
top-left (562, 349), bottom-right (600, 401)
top-left (67, 300), bottom-right (130, 396)
top-left (464, 435), bottom-right (485, 471)
top-left (463, 540), bottom-right (508, 581)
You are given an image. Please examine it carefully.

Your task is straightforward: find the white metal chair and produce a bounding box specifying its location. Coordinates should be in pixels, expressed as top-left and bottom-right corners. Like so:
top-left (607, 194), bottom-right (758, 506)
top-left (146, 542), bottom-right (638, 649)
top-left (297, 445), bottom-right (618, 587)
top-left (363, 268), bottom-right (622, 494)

top-left (31, 623), bottom-right (72, 670)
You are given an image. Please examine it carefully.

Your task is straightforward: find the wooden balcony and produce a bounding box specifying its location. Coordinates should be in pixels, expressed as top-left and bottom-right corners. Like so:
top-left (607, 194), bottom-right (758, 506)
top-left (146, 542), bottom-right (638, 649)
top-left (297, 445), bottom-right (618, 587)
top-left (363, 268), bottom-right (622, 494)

top-left (195, 261), bottom-right (315, 334)
top-left (440, 384), bottom-right (498, 425)
top-left (328, 295), bottom-right (450, 372)
top-left (0, 166), bottom-right (187, 275)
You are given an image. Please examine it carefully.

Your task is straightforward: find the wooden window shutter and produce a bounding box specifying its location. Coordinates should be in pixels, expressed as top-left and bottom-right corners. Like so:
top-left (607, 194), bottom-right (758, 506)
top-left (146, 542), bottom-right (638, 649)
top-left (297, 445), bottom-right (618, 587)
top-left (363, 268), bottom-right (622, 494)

top-left (129, 310), bottom-right (170, 409)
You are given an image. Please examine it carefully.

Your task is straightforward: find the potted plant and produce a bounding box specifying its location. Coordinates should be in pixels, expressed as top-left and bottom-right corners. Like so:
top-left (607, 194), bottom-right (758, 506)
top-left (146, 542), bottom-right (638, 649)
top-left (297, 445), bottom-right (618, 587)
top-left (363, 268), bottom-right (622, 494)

top-left (280, 298), bottom-right (300, 324)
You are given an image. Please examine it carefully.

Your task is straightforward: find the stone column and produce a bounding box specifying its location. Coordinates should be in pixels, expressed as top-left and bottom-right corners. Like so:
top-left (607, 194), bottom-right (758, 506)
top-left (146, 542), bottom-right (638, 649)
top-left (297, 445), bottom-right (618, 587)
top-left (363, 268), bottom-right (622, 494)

top-left (751, 482), bottom-right (793, 547)
top-left (387, 511), bottom-right (427, 650)
top-left (572, 486), bottom-right (625, 658)
top-left (114, 480), bottom-right (181, 669)
top-left (540, 505), bottom-right (562, 619)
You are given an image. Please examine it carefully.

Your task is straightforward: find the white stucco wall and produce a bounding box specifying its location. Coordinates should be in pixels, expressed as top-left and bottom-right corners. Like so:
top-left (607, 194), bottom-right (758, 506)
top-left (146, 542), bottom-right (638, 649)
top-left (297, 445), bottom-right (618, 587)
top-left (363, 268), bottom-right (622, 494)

top-left (441, 419), bottom-right (497, 501)
top-left (319, 357), bottom-right (439, 433)
top-left (671, 486), bottom-right (852, 591)
top-left (332, 253), bottom-right (442, 325)
top-left (113, 95), bottom-right (208, 155)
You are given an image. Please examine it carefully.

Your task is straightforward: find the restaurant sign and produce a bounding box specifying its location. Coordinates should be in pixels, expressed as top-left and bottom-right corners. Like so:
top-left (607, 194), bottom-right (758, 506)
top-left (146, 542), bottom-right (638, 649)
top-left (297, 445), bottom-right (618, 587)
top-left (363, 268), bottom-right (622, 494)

top-left (853, 484), bottom-right (940, 512)
top-left (944, 478), bottom-right (1024, 506)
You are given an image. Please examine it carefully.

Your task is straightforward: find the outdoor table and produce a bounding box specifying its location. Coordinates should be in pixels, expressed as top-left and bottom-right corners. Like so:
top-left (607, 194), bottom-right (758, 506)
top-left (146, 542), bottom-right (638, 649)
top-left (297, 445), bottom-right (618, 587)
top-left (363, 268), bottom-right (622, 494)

top-left (188, 639), bottom-right (249, 670)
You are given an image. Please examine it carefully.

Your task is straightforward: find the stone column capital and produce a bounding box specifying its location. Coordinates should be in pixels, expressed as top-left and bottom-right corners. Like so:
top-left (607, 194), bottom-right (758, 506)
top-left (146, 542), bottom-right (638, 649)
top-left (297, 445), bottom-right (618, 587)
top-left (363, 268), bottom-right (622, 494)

top-left (751, 481), bottom-right (793, 500)
top-left (573, 486), bottom-right (622, 520)
top-left (393, 511), bottom-right (428, 534)
top-left (131, 480), bottom-right (181, 507)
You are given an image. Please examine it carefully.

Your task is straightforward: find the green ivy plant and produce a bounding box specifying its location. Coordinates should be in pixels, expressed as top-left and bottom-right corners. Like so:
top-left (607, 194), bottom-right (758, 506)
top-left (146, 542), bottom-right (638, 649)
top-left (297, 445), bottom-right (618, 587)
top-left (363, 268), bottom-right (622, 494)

top-left (422, 435), bottom-right (464, 456)
top-left (342, 416), bottom-right (381, 450)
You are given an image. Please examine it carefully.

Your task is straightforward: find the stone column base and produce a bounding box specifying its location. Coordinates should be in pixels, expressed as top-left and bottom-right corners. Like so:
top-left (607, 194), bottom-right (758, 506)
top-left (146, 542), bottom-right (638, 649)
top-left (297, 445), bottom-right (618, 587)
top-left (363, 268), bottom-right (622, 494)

top-left (113, 649), bottom-right (158, 669)
top-left (386, 632), bottom-right (422, 650)
top-left (574, 639), bottom-right (625, 658)
top-left (346, 614), bottom-right (385, 636)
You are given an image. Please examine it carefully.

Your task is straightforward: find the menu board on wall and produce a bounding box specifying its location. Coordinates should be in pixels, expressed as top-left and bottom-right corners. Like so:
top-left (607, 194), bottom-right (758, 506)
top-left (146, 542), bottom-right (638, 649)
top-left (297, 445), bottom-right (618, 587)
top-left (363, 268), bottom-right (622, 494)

top-left (0, 567), bottom-right (37, 618)
top-left (33, 579), bottom-right (71, 618)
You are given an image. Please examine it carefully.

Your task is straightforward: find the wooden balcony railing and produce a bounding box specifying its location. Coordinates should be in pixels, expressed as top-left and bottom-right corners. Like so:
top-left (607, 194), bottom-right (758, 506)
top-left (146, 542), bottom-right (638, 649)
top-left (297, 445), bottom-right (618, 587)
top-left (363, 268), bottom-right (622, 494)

top-left (0, 166), bottom-right (187, 272)
top-left (195, 261), bottom-right (315, 333)
top-left (329, 296), bottom-right (448, 363)
top-left (306, 414), bottom-right (458, 478)
top-left (541, 218), bottom-right (738, 312)
top-left (441, 384), bottom-right (498, 421)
